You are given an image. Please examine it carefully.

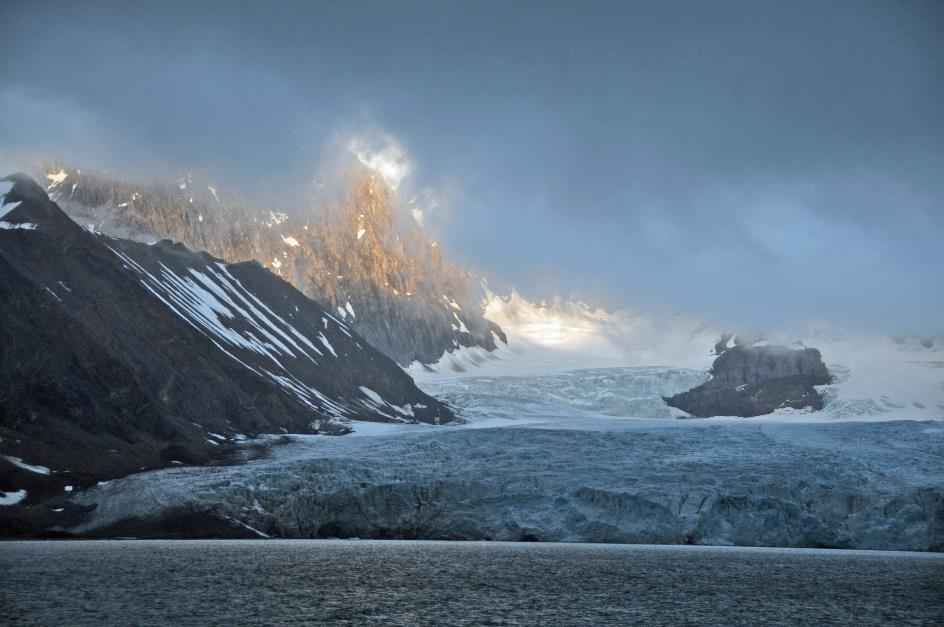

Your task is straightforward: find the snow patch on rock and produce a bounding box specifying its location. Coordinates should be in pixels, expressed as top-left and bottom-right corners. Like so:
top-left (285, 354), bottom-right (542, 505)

top-left (0, 489), bottom-right (27, 506)
top-left (3, 455), bottom-right (51, 475)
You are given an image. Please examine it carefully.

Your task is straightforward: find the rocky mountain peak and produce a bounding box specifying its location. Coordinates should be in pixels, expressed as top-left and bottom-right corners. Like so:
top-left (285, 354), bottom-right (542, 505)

top-left (31, 163), bottom-right (506, 365)
top-left (2, 173), bottom-right (49, 204)
top-left (2, 173), bottom-right (85, 240)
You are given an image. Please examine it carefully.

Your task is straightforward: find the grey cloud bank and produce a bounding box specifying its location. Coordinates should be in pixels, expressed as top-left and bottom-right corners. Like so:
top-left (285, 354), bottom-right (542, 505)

top-left (1, 0), bottom-right (942, 332)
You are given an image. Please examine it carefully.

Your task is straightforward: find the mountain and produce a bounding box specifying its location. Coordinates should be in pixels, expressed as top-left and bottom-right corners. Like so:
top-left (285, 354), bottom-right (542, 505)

top-left (39, 165), bottom-right (506, 365)
top-left (0, 173), bottom-right (454, 530)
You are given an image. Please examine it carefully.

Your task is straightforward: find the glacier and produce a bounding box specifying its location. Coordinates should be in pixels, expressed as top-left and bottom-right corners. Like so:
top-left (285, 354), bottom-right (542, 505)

top-left (65, 417), bottom-right (944, 550)
top-left (64, 367), bottom-right (944, 550)
top-left (60, 292), bottom-right (944, 549)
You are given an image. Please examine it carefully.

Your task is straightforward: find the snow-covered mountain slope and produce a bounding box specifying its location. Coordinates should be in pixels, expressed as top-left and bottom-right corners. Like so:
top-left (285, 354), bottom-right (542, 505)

top-left (62, 420), bottom-right (944, 551)
top-left (37, 164), bottom-right (505, 366)
top-left (0, 173), bottom-right (453, 525)
top-left (102, 238), bottom-right (450, 426)
top-left (411, 290), bottom-right (944, 422)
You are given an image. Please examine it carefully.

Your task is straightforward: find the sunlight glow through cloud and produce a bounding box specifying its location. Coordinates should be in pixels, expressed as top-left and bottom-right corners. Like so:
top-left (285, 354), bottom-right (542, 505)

top-left (347, 134), bottom-right (411, 190)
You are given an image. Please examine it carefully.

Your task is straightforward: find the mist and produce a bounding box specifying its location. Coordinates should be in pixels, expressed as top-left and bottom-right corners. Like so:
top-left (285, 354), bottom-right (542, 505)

top-left (2, 0), bottom-right (942, 333)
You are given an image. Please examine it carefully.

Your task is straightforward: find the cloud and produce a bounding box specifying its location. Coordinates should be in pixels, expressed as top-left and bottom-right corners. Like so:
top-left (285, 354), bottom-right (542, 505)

top-left (0, 87), bottom-right (116, 174)
top-left (342, 133), bottom-right (445, 230)
top-left (406, 187), bottom-right (442, 228)
top-left (411, 207), bottom-right (425, 227)
top-left (1, 0), bottom-right (941, 332)
top-left (346, 134), bottom-right (412, 191)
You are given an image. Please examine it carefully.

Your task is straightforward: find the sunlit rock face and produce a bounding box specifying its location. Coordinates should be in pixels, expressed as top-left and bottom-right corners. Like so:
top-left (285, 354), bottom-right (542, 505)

top-left (665, 345), bottom-right (832, 417)
top-left (39, 164), bottom-right (505, 365)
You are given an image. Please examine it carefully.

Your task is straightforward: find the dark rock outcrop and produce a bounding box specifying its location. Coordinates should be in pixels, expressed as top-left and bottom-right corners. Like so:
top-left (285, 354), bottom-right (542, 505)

top-left (664, 345), bottom-right (831, 417)
top-left (0, 173), bottom-right (454, 525)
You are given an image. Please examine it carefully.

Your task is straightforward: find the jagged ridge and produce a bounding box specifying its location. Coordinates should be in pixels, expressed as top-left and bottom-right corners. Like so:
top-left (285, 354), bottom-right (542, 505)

top-left (42, 165), bottom-right (506, 365)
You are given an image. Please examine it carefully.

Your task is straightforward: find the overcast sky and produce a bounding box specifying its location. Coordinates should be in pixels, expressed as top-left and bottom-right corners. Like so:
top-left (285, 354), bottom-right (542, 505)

top-left (2, 0), bottom-right (942, 332)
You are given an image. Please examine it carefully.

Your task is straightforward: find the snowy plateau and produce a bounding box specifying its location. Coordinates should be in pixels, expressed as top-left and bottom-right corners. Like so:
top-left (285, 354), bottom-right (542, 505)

top-left (65, 295), bottom-right (944, 550)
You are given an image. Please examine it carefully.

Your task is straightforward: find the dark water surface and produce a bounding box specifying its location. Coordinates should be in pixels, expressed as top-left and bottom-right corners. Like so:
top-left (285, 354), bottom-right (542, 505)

top-left (1, 540), bottom-right (942, 625)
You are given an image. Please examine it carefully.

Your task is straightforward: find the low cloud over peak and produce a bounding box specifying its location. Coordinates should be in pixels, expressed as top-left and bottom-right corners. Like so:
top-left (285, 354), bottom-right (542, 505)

top-left (1, 0), bottom-right (942, 333)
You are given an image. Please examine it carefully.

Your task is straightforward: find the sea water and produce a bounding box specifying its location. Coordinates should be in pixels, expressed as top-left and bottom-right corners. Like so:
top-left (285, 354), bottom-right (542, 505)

top-left (1, 540), bottom-right (942, 625)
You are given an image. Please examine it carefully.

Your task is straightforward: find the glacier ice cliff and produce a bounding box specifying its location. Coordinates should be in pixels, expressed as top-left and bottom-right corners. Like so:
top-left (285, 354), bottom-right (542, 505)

top-left (65, 419), bottom-right (944, 551)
